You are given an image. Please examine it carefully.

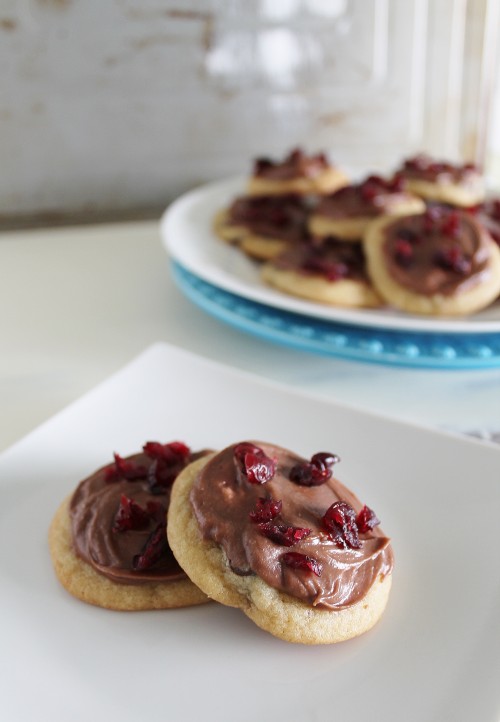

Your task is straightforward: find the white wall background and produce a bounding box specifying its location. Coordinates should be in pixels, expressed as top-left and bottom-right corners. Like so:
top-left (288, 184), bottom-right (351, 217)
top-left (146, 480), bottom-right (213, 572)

top-left (1, 0), bottom-right (498, 224)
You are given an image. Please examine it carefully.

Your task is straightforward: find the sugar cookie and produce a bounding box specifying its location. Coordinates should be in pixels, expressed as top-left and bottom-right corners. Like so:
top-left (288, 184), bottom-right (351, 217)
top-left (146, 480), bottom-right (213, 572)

top-left (168, 442), bottom-right (393, 644)
top-left (363, 206), bottom-right (500, 316)
top-left (49, 442), bottom-right (210, 610)
top-left (395, 154), bottom-right (485, 207)
top-left (247, 148), bottom-right (348, 197)
top-left (214, 195), bottom-right (309, 260)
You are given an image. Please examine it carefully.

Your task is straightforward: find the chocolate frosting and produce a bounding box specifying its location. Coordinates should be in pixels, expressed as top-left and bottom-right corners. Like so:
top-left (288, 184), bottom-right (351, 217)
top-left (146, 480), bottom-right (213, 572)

top-left (273, 237), bottom-right (368, 282)
top-left (190, 442), bottom-right (393, 610)
top-left (228, 195), bottom-right (309, 242)
top-left (383, 210), bottom-right (491, 296)
top-left (253, 148), bottom-right (329, 180)
top-left (315, 176), bottom-right (413, 219)
top-left (70, 447), bottom-right (204, 585)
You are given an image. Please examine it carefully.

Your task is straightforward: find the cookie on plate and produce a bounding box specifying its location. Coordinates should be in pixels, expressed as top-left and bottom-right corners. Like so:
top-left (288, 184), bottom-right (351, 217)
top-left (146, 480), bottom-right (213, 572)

top-left (214, 194), bottom-right (309, 261)
top-left (49, 441), bottom-right (210, 610)
top-left (363, 206), bottom-right (500, 316)
top-left (247, 148), bottom-right (348, 197)
top-left (395, 154), bottom-right (485, 207)
top-left (308, 175), bottom-right (425, 241)
top-left (168, 442), bottom-right (394, 644)
top-left (261, 237), bottom-right (383, 308)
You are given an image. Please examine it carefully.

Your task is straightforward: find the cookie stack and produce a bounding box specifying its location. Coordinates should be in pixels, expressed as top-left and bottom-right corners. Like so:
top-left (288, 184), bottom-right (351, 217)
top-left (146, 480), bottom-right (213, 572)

top-left (214, 148), bottom-right (348, 262)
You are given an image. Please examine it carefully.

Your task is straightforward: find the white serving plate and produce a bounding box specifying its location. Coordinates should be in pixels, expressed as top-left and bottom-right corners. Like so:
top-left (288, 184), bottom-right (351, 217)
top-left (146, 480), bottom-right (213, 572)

top-left (161, 177), bottom-right (500, 334)
top-left (1, 343), bottom-right (499, 722)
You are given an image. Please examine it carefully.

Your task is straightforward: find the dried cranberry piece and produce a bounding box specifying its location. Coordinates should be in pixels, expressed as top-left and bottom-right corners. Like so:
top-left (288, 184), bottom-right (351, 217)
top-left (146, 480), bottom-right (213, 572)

top-left (249, 497), bottom-right (282, 523)
top-left (105, 453), bottom-right (148, 482)
top-left (360, 179), bottom-right (380, 202)
top-left (143, 441), bottom-right (191, 493)
top-left (290, 451), bottom-right (339, 486)
top-left (281, 552), bottom-right (322, 577)
top-left (394, 238), bottom-right (414, 267)
top-left (132, 522), bottom-right (168, 571)
top-left (389, 173), bottom-right (405, 192)
top-left (322, 501), bottom-right (361, 549)
top-left (234, 443), bottom-right (276, 484)
top-left (434, 246), bottom-right (471, 274)
top-left (440, 211), bottom-right (461, 238)
top-left (143, 440), bottom-right (190, 463)
top-left (112, 494), bottom-right (151, 533)
top-left (258, 522), bottom-right (311, 546)
top-left (356, 505), bottom-right (380, 533)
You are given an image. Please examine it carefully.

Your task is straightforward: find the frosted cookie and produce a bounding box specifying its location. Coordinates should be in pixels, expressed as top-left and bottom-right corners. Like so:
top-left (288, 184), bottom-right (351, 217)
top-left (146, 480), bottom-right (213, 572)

top-left (168, 442), bottom-right (394, 644)
top-left (363, 206), bottom-right (500, 316)
top-left (309, 175), bottom-right (425, 241)
top-left (261, 237), bottom-right (383, 308)
top-left (49, 441), bottom-right (210, 610)
top-left (214, 195), bottom-right (309, 261)
top-left (395, 154), bottom-right (485, 206)
top-left (247, 148), bottom-right (348, 197)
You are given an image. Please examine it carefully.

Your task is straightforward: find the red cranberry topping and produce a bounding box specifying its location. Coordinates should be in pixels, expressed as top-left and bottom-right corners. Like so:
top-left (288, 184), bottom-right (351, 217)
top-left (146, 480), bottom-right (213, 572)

top-left (434, 245), bottom-right (471, 275)
top-left (143, 441), bottom-right (191, 493)
top-left (132, 522), bottom-right (168, 571)
top-left (105, 453), bottom-right (147, 482)
top-left (143, 441), bottom-right (190, 462)
top-left (234, 443), bottom-right (276, 484)
top-left (356, 505), bottom-right (380, 533)
top-left (249, 497), bottom-right (282, 523)
top-left (281, 552), bottom-right (322, 577)
top-left (322, 501), bottom-right (361, 549)
top-left (112, 494), bottom-right (151, 533)
top-left (289, 451), bottom-right (340, 486)
top-left (440, 211), bottom-right (461, 238)
top-left (359, 174), bottom-right (406, 202)
top-left (258, 522), bottom-right (311, 546)
top-left (394, 238), bottom-right (414, 267)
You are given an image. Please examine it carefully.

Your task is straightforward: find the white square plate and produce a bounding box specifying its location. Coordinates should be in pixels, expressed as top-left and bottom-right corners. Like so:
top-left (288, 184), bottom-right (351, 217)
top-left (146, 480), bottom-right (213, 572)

top-left (1, 343), bottom-right (499, 722)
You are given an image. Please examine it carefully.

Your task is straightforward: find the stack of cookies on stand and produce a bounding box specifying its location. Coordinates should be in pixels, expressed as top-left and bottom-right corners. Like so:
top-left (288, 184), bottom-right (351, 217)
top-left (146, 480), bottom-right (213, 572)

top-left (215, 149), bottom-right (500, 317)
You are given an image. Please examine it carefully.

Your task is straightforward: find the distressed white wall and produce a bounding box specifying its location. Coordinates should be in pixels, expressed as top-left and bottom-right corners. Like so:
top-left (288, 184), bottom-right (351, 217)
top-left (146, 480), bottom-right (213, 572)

top-left (0, 0), bottom-right (498, 223)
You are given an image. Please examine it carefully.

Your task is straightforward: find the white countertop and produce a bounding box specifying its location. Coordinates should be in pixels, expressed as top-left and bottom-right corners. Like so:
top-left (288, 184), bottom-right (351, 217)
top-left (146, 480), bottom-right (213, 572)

top-left (2, 219), bottom-right (500, 453)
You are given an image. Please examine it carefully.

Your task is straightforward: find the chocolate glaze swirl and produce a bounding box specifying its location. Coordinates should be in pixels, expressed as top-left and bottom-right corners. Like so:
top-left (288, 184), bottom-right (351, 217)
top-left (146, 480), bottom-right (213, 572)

top-left (70, 447), bottom-right (205, 585)
top-left (315, 177), bottom-right (413, 219)
top-left (190, 442), bottom-right (393, 610)
top-left (273, 237), bottom-right (368, 282)
top-left (228, 195), bottom-right (309, 242)
top-left (383, 209), bottom-right (491, 296)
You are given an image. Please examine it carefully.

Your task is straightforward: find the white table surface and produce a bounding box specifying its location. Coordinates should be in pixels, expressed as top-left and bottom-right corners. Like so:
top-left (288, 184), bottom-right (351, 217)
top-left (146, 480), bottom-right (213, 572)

top-left (2, 219), bottom-right (500, 454)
